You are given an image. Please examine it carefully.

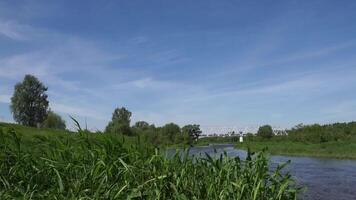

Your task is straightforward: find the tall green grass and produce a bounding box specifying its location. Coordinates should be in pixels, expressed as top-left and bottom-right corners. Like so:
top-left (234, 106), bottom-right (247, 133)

top-left (0, 124), bottom-right (301, 199)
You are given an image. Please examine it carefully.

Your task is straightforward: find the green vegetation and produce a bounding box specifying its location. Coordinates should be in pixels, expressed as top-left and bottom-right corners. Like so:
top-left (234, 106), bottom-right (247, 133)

top-left (182, 124), bottom-right (203, 145)
top-left (10, 74), bottom-right (49, 127)
top-left (0, 122), bottom-right (301, 199)
top-left (287, 122), bottom-right (356, 143)
top-left (42, 110), bottom-right (66, 130)
top-left (8, 75), bottom-right (201, 146)
top-left (196, 123), bottom-right (356, 159)
top-left (257, 125), bottom-right (273, 139)
top-left (234, 122), bottom-right (356, 159)
top-left (105, 107), bottom-right (133, 136)
top-left (197, 136), bottom-right (240, 146)
top-left (237, 141), bottom-right (356, 159)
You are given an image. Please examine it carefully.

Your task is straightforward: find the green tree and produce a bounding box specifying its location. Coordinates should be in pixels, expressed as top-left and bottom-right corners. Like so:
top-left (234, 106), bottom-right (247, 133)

top-left (133, 121), bottom-right (150, 130)
top-left (105, 107), bottom-right (132, 135)
top-left (42, 111), bottom-right (66, 130)
top-left (161, 123), bottom-right (181, 143)
top-left (10, 75), bottom-right (49, 127)
top-left (257, 125), bottom-right (273, 139)
top-left (182, 124), bottom-right (202, 144)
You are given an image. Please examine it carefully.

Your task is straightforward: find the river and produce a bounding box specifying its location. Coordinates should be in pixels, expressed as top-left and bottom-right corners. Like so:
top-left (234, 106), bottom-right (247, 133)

top-left (167, 144), bottom-right (356, 200)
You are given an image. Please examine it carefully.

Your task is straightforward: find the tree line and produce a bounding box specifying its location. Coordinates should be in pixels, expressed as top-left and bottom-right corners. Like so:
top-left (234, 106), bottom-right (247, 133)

top-left (9, 74), bottom-right (201, 145)
top-left (10, 75), bottom-right (356, 145)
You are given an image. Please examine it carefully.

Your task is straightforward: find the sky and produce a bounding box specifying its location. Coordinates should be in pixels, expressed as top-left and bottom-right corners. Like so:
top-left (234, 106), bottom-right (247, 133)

top-left (1, 0), bottom-right (356, 133)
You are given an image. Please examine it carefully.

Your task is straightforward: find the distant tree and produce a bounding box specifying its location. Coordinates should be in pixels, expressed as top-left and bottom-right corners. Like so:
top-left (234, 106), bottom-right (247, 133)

top-left (133, 121), bottom-right (150, 130)
top-left (245, 133), bottom-right (255, 141)
top-left (182, 124), bottom-right (202, 144)
top-left (105, 107), bottom-right (132, 135)
top-left (10, 74), bottom-right (49, 127)
top-left (161, 123), bottom-right (181, 142)
top-left (257, 125), bottom-right (273, 139)
top-left (293, 123), bottom-right (304, 130)
top-left (42, 111), bottom-right (66, 130)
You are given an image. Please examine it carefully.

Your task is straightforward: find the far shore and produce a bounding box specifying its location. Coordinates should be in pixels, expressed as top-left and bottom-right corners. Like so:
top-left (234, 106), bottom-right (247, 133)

top-left (182, 140), bottom-right (356, 160)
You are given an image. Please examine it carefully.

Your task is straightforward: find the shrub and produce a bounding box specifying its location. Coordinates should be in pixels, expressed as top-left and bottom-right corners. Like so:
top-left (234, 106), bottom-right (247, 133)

top-left (257, 125), bottom-right (273, 139)
top-left (42, 111), bottom-right (66, 130)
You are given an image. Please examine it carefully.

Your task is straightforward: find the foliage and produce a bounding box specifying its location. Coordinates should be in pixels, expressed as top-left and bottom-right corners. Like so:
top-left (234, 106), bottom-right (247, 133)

top-left (257, 125), bottom-right (273, 139)
top-left (0, 123), bottom-right (301, 199)
top-left (237, 140), bottom-right (356, 159)
top-left (286, 122), bottom-right (356, 143)
top-left (160, 123), bottom-right (181, 143)
top-left (10, 74), bottom-right (49, 127)
top-left (42, 111), bottom-right (66, 130)
top-left (235, 122), bottom-right (356, 159)
top-left (105, 107), bottom-right (132, 135)
top-left (197, 136), bottom-right (240, 145)
top-left (182, 124), bottom-right (202, 144)
top-left (133, 121), bottom-right (150, 130)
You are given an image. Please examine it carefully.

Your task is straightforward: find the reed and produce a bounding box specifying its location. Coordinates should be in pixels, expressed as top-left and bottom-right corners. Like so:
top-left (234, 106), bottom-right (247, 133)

top-left (0, 124), bottom-right (301, 199)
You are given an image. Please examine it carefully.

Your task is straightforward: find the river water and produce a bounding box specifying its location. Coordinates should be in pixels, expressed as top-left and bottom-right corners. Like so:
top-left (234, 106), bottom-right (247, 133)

top-left (167, 144), bottom-right (356, 200)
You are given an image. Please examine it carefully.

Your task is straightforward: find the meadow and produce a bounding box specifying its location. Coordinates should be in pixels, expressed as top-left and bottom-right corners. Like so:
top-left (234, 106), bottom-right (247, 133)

top-left (0, 122), bottom-right (300, 199)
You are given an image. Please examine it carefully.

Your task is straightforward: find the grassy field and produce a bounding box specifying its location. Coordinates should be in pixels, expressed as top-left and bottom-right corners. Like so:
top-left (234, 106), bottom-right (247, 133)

top-left (0, 122), bottom-right (301, 199)
top-left (235, 141), bottom-right (356, 160)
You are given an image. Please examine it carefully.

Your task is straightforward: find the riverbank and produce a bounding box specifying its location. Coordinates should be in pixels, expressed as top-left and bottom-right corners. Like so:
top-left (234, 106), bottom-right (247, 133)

top-left (0, 122), bottom-right (300, 199)
top-left (235, 141), bottom-right (356, 160)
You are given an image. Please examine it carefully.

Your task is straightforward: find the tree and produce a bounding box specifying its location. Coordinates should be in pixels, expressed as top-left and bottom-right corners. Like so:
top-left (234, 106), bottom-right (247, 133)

top-left (161, 123), bottom-right (181, 142)
top-left (257, 125), bottom-right (273, 139)
top-left (10, 75), bottom-right (49, 127)
top-left (105, 107), bottom-right (132, 135)
top-left (182, 124), bottom-right (202, 144)
top-left (133, 121), bottom-right (150, 130)
top-left (42, 111), bottom-right (66, 130)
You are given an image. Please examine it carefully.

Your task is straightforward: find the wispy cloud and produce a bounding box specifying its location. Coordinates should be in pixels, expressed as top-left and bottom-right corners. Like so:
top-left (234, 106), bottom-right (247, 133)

top-left (0, 24), bottom-right (125, 127)
top-left (0, 19), bottom-right (46, 41)
top-left (115, 77), bottom-right (178, 90)
top-left (0, 20), bottom-right (27, 40)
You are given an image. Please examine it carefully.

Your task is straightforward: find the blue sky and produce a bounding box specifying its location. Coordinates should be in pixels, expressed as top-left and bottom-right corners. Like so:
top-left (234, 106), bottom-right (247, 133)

top-left (1, 0), bottom-right (356, 132)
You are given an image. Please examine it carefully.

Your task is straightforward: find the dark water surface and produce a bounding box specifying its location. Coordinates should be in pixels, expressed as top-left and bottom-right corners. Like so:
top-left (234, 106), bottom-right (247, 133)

top-left (167, 144), bottom-right (356, 200)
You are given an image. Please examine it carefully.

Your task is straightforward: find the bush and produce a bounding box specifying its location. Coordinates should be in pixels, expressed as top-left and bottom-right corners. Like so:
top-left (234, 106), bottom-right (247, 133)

top-left (257, 125), bottom-right (273, 139)
top-left (287, 123), bottom-right (356, 143)
top-left (42, 111), bottom-right (66, 130)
